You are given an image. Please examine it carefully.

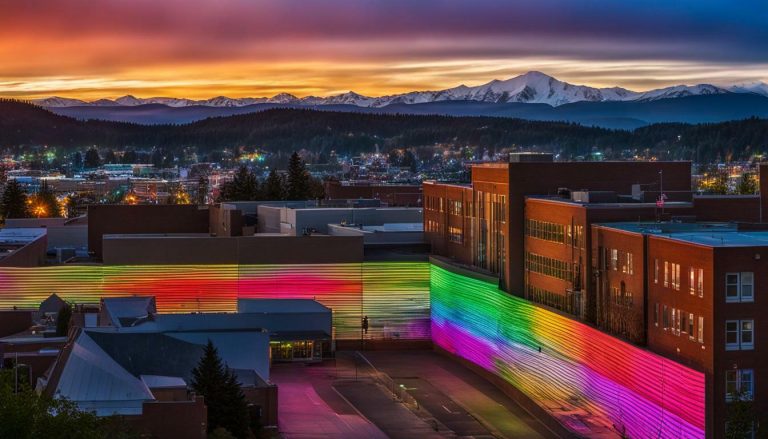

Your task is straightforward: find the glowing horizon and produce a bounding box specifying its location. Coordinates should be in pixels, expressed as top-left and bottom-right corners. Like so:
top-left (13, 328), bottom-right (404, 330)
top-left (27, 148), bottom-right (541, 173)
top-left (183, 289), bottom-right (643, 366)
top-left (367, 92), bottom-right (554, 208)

top-left (1, 0), bottom-right (766, 100)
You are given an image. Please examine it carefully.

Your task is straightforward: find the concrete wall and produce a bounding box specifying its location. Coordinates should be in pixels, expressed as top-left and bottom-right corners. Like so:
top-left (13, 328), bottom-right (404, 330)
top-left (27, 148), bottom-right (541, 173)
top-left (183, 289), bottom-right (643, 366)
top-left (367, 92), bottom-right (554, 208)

top-left (0, 234), bottom-right (47, 267)
top-left (327, 224), bottom-right (424, 245)
top-left (4, 218), bottom-right (88, 251)
top-left (293, 208), bottom-right (422, 235)
top-left (103, 234), bottom-right (364, 265)
top-left (209, 203), bottom-right (243, 237)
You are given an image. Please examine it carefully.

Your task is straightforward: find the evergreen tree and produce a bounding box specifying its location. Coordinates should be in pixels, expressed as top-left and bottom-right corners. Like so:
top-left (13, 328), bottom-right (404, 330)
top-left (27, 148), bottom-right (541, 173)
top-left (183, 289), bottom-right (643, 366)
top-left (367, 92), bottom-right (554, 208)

top-left (263, 169), bottom-right (284, 201)
top-left (0, 180), bottom-right (29, 220)
top-left (167, 182), bottom-right (191, 205)
top-left (56, 302), bottom-right (72, 336)
top-left (121, 149), bottom-right (138, 164)
top-left (71, 151), bottom-right (83, 170)
top-left (287, 152), bottom-right (310, 200)
top-left (150, 149), bottom-right (164, 169)
top-left (104, 149), bottom-right (118, 164)
top-left (190, 341), bottom-right (250, 438)
top-left (84, 148), bottom-right (101, 169)
top-left (218, 166), bottom-right (259, 201)
top-left (0, 369), bottom-right (137, 438)
top-left (308, 177), bottom-right (326, 200)
top-left (31, 180), bottom-right (61, 218)
top-left (736, 172), bottom-right (758, 195)
top-left (726, 389), bottom-right (756, 439)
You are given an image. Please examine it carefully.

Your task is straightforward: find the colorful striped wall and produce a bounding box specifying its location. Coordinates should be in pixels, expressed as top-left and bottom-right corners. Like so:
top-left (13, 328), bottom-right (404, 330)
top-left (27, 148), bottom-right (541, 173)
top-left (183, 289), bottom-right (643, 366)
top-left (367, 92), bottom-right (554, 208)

top-left (0, 262), bottom-right (431, 341)
top-left (430, 263), bottom-right (705, 439)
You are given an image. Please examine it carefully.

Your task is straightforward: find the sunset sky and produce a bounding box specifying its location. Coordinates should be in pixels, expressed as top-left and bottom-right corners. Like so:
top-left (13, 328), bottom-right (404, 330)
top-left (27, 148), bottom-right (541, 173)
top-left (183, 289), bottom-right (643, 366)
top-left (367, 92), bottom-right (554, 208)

top-left (1, 0), bottom-right (766, 100)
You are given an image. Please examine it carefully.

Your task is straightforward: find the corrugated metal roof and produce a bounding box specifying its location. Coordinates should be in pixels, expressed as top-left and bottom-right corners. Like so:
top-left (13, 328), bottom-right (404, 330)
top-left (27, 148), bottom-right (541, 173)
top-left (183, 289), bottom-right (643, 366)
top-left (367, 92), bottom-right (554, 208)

top-left (140, 375), bottom-right (186, 389)
top-left (54, 332), bottom-right (153, 415)
top-left (101, 296), bottom-right (156, 327)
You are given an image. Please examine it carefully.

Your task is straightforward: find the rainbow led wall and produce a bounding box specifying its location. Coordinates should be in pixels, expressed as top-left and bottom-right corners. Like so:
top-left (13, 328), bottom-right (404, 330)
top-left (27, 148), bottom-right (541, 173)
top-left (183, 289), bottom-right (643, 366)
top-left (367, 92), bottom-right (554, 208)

top-left (430, 263), bottom-right (705, 439)
top-left (0, 262), bottom-right (431, 341)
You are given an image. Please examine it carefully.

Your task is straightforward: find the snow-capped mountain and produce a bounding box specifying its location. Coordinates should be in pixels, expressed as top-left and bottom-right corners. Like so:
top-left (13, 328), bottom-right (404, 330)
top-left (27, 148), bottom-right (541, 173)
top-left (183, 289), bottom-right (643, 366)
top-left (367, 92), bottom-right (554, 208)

top-left (633, 84), bottom-right (729, 101)
top-left (727, 81), bottom-right (768, 97)
top-left (33, 96), bottom-right (88, 107)
top-left (32, 72), bottom-right (768, 108)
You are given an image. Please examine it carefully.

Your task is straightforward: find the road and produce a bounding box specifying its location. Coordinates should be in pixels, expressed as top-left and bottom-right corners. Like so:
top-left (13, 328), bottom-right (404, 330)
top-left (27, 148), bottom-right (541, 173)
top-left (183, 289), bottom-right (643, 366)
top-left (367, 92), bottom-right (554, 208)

top-left (361, 350), bottom-right (559, 439)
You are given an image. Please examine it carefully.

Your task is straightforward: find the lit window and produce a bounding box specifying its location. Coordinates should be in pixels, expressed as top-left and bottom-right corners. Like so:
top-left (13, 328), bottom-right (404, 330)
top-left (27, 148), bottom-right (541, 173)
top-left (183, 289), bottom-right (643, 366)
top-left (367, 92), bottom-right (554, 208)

top-left (654, 259), bottom-right (659, 284)
top-left (664, 261), bottom-right (669, 287)
top-left (698, 316), bottom-right (704, 343)
top-left (653, 303), bottom-right (659, 327)
top-left (672, 263), bottom-right (681, 290)
top-left (689, 267), bottom-right (696, 295)
top-left (697, 268), bottom-right (704, 297)
top-left (448, 226), bottom-right (463, 243)
top-left (611, 249), bottom-right (618, 271)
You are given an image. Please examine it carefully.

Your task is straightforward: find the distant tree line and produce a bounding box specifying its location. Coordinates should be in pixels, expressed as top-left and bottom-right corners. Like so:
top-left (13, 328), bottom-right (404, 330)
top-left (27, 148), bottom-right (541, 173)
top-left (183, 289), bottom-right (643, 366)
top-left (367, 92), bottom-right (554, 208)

top-left (218, 152), bottom-right (324, 202)
top-left (1, 99), bottom-right (767, 162)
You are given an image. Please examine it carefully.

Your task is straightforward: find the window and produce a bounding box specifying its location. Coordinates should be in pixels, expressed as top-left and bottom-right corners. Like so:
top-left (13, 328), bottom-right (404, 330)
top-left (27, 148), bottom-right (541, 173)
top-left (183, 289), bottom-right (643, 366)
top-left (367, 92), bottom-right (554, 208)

top-left (448, 226), bottom-right (463, 243)
top-left (425, 219), bottom-right (440, 233)
top-left (610, 249), bottom-right (618, 271)
top-left (688, 313), bottom-right (695, 340)
top-left (622, 252), bottom-right (634, 275)
top-left (741, 320), bottom-right (754, 350)
top-left (697, 268), bottom-right (704, 297)
top-left (698, 316), bottom-right (704, 343)
top-left (726, 319), bottom-right (754, 350)
top-left (664, 261), bottom-right (669, 287)
top-left (670, 263), bottom-right (681, 290)
top-left (653, 303), bottom-right (659, 327)
top-left (662, 305), bottom-right (669, 329)
top-left (654, 259), bottom-right (659, 284)
top-left (726, 273), bottom-right (754, 303)
top-left (447, 200), bottom-right (463, 216)
top-left (525, 219), bottom-right (566, 244)
top-left (671, 308), bottom-right (678, 335)
top-left (689, 267), bottom-right (696, 295)
top-left (741, 272), bottom-right (754, 302)
top-left (525, 252), bottom-right (572, 281)
top-left (681, 312), bottom-right (687, 334)
top-left (726, 369), bottom-right (754, 402)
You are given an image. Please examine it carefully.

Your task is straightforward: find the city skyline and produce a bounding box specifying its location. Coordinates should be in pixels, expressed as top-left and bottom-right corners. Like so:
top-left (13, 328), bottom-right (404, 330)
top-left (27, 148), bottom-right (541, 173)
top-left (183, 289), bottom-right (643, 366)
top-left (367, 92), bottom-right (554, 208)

top-left (1, 0), bottom-right (767, 100)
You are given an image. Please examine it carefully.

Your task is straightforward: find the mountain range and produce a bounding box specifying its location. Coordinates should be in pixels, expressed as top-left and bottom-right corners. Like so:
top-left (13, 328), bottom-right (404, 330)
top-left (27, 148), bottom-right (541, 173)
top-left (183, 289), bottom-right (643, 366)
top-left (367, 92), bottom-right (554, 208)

top-left (33, 71), bottom-right (768, 109)
top-left (3, 99), bottom-right (767, 163)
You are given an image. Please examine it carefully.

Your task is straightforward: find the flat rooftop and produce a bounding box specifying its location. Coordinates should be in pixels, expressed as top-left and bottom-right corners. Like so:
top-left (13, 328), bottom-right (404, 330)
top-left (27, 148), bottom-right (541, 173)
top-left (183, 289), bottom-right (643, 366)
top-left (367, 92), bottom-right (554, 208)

top-left (528, 195), bottom-right (693, 209)
top-left (595, 222), bottom-right (768, 247)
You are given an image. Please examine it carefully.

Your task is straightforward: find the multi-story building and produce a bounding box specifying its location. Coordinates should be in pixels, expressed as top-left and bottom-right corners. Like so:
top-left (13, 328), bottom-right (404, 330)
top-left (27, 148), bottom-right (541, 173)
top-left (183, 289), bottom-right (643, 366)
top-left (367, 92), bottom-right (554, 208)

top-left (427, 159), bottom-right (768, 437)
top-left (592, 221), bottom-right (768, 437)
top-left (425, 154), bottom-right (692, 293)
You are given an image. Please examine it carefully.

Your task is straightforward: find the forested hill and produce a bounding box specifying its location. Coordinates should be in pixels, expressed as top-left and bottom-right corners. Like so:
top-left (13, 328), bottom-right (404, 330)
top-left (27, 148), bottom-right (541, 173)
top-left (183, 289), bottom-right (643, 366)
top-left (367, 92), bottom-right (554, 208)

top-left (1, 99), bottom-right (766, 161)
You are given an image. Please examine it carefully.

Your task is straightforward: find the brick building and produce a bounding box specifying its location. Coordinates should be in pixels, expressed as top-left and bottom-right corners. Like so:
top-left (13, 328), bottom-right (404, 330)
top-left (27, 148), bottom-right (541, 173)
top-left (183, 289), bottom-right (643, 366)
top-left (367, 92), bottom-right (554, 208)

top-left (424, 154), bottom-right (692, 293)
top-left (426, 159), bottom-right (768, 438)
top-left (592, 222), bottom-right (768, 437)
